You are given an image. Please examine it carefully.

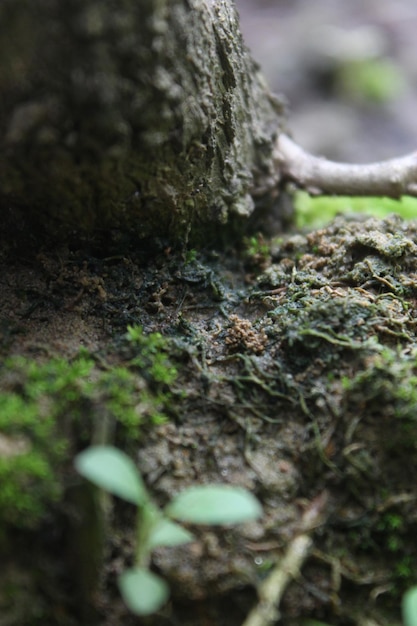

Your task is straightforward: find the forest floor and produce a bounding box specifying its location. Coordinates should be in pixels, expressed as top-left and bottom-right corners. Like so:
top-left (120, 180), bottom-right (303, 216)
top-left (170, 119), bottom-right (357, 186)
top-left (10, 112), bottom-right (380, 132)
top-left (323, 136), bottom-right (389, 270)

top-left (2, 3), bottom-right (417, 625)
top-left (1, 212), bottom-right (417, 626)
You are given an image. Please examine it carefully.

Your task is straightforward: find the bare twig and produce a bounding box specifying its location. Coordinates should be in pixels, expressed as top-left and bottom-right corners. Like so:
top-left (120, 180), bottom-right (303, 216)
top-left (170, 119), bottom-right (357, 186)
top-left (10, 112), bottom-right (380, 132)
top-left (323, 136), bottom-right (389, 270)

top-left (275, 134), bottom-right (417, 198)
top-left (241, 492), bottom-right (328, 626)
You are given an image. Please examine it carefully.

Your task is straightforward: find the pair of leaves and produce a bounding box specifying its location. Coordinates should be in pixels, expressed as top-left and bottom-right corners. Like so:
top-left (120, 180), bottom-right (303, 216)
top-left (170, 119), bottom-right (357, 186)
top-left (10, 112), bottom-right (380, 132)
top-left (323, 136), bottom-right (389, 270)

top-left (75, 447), bottom-right (192, 550)
top-left (75, 446), bottom-right (262, 616)
top-left (75, 445), bottom-right (262, 526)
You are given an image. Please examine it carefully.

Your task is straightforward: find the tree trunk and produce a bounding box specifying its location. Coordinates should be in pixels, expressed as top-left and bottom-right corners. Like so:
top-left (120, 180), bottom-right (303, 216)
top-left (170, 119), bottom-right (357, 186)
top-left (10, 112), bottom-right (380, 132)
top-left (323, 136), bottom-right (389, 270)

top-left (0, 0), bottom-right (285, 246)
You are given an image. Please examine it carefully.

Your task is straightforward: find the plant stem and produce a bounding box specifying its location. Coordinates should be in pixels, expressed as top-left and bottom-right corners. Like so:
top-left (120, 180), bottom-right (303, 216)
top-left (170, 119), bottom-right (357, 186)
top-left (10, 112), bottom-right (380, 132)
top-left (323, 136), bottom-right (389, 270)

top-left (135, 503), bottom-right (158, 569)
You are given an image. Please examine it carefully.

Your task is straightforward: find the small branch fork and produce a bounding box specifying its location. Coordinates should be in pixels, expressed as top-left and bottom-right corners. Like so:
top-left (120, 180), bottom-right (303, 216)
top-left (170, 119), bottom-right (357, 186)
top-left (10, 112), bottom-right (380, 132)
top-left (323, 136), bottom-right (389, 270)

top-left (275, 134), bottom-right (417, 198)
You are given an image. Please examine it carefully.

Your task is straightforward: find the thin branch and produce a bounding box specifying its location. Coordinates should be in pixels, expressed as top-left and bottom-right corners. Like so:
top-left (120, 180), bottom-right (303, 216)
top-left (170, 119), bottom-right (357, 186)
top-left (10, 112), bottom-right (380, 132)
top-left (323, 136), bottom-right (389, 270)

top-left (241, 492), bottom-right (328, 626)
top-left (275, 134), bottom-right (417, 198)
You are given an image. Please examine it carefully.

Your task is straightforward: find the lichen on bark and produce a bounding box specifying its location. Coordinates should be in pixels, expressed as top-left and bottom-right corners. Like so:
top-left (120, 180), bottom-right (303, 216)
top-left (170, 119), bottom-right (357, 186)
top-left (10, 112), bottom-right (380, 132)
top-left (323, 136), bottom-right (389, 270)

top-left (0, 0), bottom-right (284, 245)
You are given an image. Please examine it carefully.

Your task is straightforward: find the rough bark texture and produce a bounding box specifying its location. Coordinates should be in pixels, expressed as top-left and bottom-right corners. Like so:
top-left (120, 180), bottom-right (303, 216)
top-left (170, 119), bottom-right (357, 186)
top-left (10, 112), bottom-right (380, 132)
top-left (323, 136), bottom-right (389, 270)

top-left (0, 0), bottom-right (285, 246)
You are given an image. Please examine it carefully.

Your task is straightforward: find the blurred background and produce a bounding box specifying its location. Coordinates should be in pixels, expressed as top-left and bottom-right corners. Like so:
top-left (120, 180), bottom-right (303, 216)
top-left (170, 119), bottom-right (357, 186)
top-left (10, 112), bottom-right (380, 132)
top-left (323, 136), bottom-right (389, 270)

top-left (236, 0), bottom-right (417, 163)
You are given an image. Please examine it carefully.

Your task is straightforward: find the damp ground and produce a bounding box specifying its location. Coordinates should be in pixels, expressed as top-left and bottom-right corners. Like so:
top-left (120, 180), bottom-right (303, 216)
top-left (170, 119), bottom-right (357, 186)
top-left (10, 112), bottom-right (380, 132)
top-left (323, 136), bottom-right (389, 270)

top-left (1, 213), bottom-right (417, 626)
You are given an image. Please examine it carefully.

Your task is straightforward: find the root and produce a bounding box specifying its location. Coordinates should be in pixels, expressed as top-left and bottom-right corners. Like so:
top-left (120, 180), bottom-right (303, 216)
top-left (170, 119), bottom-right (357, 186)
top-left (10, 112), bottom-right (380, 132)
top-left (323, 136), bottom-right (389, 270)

top-left (241, 492), bottom-right (328, 626)
top-left (275, 134), bottom-right (417, 198)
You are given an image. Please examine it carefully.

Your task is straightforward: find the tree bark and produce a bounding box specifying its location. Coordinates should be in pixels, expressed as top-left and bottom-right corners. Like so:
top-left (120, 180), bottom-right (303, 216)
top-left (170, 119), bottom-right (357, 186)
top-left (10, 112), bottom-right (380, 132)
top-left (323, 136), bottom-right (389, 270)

top-left (0, 0), bottom-right (285, 246)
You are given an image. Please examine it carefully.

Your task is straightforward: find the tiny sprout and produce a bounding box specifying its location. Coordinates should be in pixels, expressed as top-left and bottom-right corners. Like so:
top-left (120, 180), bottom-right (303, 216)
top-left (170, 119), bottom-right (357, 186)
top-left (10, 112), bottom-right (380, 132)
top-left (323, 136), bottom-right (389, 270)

top-left (403, 586), bottom-right (417, 626)
top-left (75, 445), bottom-right (262, 616)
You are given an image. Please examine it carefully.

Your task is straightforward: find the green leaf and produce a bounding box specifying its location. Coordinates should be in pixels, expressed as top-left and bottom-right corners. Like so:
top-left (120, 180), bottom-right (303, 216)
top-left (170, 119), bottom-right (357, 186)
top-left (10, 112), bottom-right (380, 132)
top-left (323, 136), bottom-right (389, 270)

top-left (403, 586), bottom-right (417, 626)
top-left (166, 484), bottom-right (262, 525)
top-left (148, 518), bottom-right (194, 549)
top-left (118, 567), bottom-right (169, 616)
top-left (74, 445), bottom-right (146, 505)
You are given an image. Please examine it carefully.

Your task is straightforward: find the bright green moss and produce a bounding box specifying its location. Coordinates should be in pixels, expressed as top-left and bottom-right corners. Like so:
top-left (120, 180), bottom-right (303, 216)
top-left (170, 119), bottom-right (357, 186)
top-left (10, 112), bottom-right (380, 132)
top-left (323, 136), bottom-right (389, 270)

top-left (0, 355), bottom-right (94, 530)
top-left (127, 325), bottom-right (178, 385)
top-left (295, 192), bottom-right (417, 229)
top-left (0, 330), bottom-right (178, 530)
top-left (338, 58), bottom-right (405, 103)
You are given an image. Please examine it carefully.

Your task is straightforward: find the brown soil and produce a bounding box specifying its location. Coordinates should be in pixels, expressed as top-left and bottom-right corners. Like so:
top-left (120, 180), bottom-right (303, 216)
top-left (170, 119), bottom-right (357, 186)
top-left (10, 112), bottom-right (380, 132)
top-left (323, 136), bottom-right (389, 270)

top-left (1, 215), bottom-right (417, 626)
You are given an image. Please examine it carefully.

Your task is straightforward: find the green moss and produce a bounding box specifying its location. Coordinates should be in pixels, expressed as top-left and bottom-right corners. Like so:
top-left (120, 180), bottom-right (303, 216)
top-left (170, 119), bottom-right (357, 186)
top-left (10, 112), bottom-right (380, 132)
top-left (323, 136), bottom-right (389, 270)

top-left (295, 192), bottom-right (417, 229)
top-left (127, 325), bottom-right (178, 385)
top-left (243, 235), bottom-right (271, 268)
top-left (244, 217), bottom-right (417, 610)
top-left (0, 355), bottom-right (93, 530)
top-left (338, 58), bottom-right (405, 103)
top-left (342, 346), bottom-right (417, 439)
top-left (0, 328), bottom-right (179, 530)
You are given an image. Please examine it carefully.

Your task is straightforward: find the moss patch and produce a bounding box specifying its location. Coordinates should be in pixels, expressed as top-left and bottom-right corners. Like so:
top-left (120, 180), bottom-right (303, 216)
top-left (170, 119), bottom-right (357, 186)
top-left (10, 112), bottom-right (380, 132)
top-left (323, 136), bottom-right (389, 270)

top-left (0, 327), bottom-right (178, 532)
top-left (295, 191), bottom-right (417, 229)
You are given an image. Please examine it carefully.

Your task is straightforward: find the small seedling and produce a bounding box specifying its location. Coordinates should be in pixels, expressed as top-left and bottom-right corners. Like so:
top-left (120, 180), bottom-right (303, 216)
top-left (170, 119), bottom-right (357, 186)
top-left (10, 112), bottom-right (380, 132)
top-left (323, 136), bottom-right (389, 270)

top-left (403, 586), bottom-right (417, 626)
top-left (75, 445), bottom-right (262, 616)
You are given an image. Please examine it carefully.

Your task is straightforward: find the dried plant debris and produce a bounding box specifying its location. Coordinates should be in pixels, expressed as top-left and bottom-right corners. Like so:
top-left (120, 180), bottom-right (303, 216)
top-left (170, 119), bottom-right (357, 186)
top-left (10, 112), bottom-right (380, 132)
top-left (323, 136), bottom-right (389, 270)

top-left (225, 314), bottom-right (268, 354)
